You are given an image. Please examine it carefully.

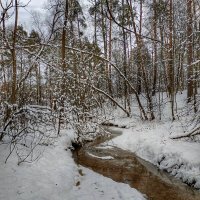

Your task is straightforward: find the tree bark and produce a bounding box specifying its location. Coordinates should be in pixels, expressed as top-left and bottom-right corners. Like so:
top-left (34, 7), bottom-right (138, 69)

top-left (167, 0), bottom-right (175, 120)
top-left (152, 0), bottom-right (158, 96)
top-left (61, 0), bottom-right (68, 71)
top-left (187, 0), bottom-right (194, 103)
top-left (10, 0), bottom-right (18, 104)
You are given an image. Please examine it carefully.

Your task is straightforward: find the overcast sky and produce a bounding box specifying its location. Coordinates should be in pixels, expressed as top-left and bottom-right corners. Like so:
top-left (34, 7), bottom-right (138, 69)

top-left (19, 0), bottom-right (47, 30)
top-left (18, 0), bottom-right (90, 31)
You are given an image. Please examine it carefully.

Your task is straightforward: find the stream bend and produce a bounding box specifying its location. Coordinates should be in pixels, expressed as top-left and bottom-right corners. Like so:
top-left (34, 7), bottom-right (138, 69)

top-left (73, 127), bottom-right (200, 200)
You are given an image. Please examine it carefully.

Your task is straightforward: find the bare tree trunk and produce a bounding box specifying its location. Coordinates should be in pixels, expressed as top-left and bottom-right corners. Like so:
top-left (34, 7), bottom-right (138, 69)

top-left (61, 0), bottom-right (68, 71)
top-left (36, 64), bottom-right (42, 104)
top-left (108, 0), bottom-right (113, 98)
top-left (152, 0), bottom-right (157, 96)
top-left (100, 0), bottom-right (109, 95)
top-left (10, 0), bottom-right (18, 104)
top-left (187, 0), bottom-right (194, 103)
top-left (193, 0), bottom-right (199, 112)
top-left (94, 0), bottom-right (97, 44)
top-left (122, 0), bottom-right (128, 110)
top-left (167, 0), bottom-right (175, 120)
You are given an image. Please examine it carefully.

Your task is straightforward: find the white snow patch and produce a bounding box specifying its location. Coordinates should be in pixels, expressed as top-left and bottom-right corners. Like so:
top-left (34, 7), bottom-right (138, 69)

top-left (87, 152), bottom-right (114, 160)
top-left (95, 145), bottom-right (114, 149)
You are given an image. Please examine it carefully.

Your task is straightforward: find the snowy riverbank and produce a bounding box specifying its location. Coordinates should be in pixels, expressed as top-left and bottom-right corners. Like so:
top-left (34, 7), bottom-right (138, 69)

top-left (0, 129), bottom-right (145, 200)
top-left (105, 92), bottom-right (200, 189)
top-left (107, 123), bottom-right (200, 189)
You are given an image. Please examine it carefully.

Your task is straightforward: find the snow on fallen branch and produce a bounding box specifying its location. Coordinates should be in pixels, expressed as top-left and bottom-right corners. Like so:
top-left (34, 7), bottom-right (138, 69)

top-left (91, 85), bottom-right (130, 117)
top-left (171, 126), bottom-right (200, 139)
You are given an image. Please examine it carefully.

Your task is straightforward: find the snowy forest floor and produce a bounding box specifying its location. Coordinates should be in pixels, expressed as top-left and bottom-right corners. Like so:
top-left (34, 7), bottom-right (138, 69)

top-left (0, 129), bottom-right (145, 200)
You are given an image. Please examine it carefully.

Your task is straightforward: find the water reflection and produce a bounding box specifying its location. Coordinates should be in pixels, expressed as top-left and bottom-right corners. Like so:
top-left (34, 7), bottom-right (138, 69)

top-left (73, 128), bottom-right (200, 200)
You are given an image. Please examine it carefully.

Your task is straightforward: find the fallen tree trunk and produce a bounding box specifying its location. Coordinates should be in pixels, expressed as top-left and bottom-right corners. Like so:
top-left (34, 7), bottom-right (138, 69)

top-left (92, 85), bottom-right (130, 117)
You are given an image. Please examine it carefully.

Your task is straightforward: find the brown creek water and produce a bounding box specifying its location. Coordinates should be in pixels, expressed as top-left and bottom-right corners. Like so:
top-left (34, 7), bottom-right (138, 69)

top-left (73, 127), bottom-right (200, 200)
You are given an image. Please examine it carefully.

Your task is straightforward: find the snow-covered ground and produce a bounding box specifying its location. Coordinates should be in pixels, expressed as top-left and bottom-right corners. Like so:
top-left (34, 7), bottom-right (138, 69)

top-left (0, 129), bottom-right (145, 200)
top-left (70, 166), bottom-right (146, 200)
top-left (106, 91), bottom-right (200, 189)
top-left (0, 90), bottom-right (199, 199)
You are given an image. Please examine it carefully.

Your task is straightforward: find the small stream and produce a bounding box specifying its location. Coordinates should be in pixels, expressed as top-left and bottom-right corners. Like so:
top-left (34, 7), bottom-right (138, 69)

top-left (73, 127), bottom-right (200, 200)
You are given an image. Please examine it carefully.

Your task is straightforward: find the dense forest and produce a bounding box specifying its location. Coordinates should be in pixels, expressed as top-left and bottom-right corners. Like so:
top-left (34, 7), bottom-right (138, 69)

top-left (0, 0), bottom-right (199, 162)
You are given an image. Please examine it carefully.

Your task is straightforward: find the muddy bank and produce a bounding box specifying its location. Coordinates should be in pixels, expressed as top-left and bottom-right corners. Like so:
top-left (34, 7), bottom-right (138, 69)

top-left (73, 127), bottom-right (200, 200)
